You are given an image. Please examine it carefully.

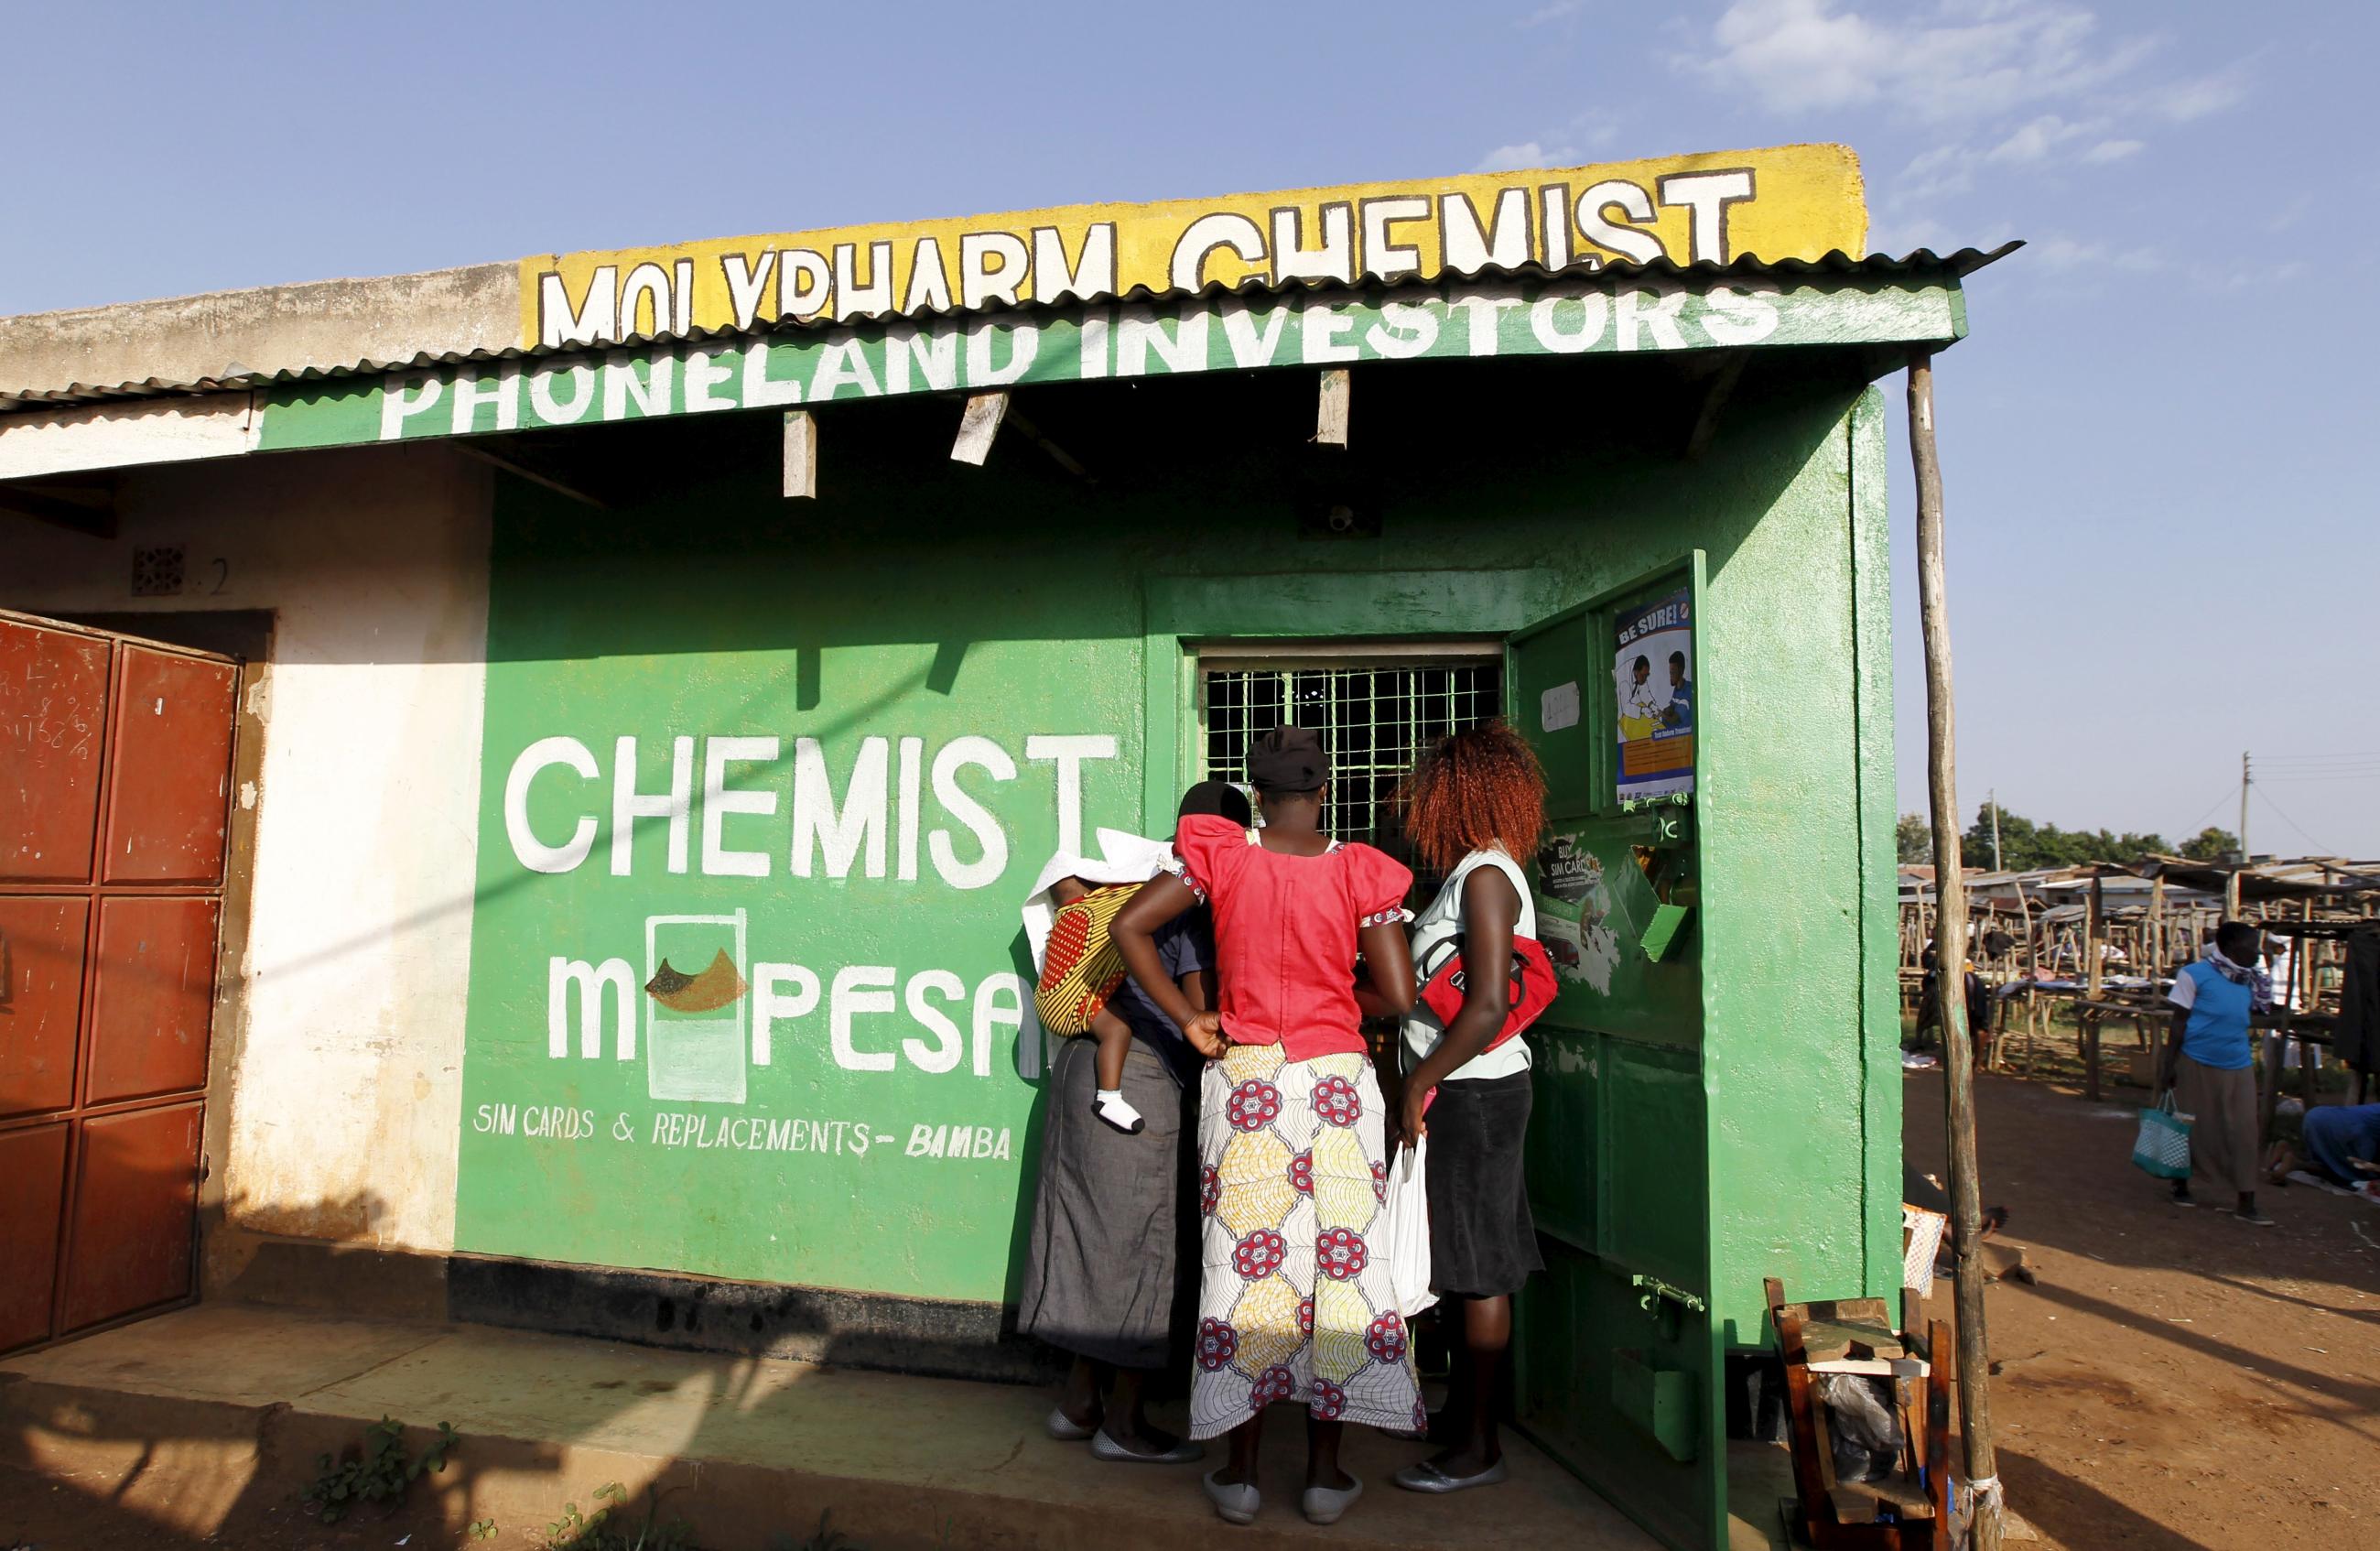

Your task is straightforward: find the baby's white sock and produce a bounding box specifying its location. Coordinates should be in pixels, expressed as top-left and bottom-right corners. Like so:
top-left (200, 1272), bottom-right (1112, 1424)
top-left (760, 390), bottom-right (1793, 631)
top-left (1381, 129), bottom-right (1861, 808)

top-left (1095, 1089), bottom-right (1145, 1134)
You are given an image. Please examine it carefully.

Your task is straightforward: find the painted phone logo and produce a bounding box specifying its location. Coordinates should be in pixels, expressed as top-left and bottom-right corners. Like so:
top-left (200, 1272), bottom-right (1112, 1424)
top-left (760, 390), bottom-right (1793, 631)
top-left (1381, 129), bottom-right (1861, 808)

top-left (546, 914), bottom-right (1037, 1097)
top-left (644, 911), bottom-right (749, 1104)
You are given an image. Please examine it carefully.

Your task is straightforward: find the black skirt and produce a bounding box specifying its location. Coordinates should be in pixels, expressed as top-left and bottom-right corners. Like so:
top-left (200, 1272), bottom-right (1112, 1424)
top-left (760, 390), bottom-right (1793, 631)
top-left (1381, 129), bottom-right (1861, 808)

top-left (1424, 1070), bottom-right (1544, 1299)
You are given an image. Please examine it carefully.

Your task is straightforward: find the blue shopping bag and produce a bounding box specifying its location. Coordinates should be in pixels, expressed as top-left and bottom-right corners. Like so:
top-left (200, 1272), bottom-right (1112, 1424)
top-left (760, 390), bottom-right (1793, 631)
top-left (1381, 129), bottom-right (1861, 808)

top-left (2131, 1093), bottom-right (2191, 1180)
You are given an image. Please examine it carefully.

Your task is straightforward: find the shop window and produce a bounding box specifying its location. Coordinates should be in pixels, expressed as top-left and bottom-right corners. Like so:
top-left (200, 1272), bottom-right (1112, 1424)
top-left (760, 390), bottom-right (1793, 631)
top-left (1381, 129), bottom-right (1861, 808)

top-left (1198, 647), bottom-right (1501, 895)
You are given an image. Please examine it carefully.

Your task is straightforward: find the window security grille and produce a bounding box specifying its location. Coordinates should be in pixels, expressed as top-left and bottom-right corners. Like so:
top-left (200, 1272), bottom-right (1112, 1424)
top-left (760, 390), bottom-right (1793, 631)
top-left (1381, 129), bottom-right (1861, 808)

top-left (1199, 657), bottom-right (1504, 870)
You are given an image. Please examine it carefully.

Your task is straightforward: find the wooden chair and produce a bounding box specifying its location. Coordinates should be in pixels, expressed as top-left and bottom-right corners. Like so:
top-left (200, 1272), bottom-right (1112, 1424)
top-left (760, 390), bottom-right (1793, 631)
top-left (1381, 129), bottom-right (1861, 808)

top-left (1765, 1277), bottom-right (1952, 1549)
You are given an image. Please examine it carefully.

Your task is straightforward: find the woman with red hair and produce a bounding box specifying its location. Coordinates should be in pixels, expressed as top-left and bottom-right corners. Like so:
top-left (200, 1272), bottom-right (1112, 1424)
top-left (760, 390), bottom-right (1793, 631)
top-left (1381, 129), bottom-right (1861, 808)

top-left (1390, 720), bottom-right (1548, 1495)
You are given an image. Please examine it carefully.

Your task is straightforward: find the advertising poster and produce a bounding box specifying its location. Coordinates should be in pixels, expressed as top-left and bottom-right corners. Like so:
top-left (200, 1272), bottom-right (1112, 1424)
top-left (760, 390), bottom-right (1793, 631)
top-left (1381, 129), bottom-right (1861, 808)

top-left (1615, 588), bottom-right (1694, 801)
top-left (1533, 831), bottom-right (1622, 996)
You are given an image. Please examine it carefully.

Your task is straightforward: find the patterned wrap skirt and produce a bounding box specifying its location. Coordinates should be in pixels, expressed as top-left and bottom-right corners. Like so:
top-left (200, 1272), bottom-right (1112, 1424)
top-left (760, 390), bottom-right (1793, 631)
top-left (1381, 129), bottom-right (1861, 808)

top-left (1188, 1044), bottom-right (1424, 1440)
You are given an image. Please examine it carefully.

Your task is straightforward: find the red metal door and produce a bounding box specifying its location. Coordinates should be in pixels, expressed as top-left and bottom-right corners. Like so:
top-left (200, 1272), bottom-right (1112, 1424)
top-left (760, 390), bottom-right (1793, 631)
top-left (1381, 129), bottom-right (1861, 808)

top-left (1, 613), bottom-right (238, 1353)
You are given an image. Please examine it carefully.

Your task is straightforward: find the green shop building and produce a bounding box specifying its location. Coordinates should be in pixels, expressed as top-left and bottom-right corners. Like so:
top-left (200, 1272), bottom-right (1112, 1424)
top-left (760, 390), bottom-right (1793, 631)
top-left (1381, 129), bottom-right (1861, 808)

top-left (0, 144), bottom-right (2005, 1548)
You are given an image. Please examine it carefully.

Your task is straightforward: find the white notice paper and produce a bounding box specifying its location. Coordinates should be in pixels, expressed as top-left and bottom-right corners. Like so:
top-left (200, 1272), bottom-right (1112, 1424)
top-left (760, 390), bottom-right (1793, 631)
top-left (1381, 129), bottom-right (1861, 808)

top-left (1541, 680), bottom-right (1580, 732)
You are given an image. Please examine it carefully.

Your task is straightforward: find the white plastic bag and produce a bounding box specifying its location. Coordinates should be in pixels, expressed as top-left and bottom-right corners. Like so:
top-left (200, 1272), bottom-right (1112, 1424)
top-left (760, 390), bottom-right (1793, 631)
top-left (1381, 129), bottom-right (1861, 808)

top-left (1382, 1138), bottom-right (1438, 1318)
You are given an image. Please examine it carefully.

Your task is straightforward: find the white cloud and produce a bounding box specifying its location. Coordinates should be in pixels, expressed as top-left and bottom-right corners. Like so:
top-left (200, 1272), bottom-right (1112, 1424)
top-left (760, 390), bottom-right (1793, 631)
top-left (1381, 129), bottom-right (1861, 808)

top-left (2028, 235), bottom-right (2163, 274)
top-left (2144, 69), bottom-right (2248, 123)
top-left (1676, 0), bottom-right (2253, 251)
top-left (1476, 142), bottom-right (1549, 172)
top-left (1899, 145), bottom-right (1977, 202)
top-left (1518, 0), bottom-right (1582, 26)
top-left (1984, 114), bottom-right (2103, 166)
top-left (1681, 0), bottom-right (2158, 125)
top-left (1474, 113), bottom-right (1618, 173)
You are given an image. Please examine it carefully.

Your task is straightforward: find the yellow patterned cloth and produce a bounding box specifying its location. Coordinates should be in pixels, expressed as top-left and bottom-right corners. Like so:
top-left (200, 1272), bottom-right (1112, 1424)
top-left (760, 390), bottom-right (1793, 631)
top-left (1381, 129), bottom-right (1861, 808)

top-left (1033, 884), bottom-right (1135, 1036)
top-left (1188, 1045), bottom-right (1423, 1439)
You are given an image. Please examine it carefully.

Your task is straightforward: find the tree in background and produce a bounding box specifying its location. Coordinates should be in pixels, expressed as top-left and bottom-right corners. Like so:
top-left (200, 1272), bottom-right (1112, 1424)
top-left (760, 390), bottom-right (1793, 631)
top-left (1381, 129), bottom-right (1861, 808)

top-left (1897, 813), bottom-right (1932, 864)
top-left (2178, 827), bottom-right (2241, 862)
top-left (1964, 800), bottom-right (2170, 871)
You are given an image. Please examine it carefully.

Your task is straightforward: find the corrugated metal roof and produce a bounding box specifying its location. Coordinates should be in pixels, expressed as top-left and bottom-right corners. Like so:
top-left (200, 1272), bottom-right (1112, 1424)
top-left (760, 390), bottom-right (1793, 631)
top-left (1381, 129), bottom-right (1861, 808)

top-left (2, 243), bottom-right (2019, 411)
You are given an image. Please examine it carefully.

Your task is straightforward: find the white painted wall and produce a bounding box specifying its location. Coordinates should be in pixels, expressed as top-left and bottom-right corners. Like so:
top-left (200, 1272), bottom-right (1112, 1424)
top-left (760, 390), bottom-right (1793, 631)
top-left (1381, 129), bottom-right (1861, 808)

top-left (5, 443), bottom-right (492, 1252)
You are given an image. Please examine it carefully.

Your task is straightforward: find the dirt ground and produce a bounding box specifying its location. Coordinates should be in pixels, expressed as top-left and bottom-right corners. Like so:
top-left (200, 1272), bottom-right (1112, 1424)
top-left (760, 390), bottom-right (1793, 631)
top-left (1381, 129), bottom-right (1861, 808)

top-left (1903, 1066), bottom-right (2380, 1551)
top-left (8, 1068), bottom-right (2374, 1551)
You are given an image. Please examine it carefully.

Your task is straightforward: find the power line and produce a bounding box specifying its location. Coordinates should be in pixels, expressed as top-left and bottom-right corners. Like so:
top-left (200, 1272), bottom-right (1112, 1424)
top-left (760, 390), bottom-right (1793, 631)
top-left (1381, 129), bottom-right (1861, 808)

top-left (2253, 785), bottom-right (2333, 856)
top-left (2257, 756), bottom-right (2380, 772)
top-left (2181, 784), bottom-right (2237, 834)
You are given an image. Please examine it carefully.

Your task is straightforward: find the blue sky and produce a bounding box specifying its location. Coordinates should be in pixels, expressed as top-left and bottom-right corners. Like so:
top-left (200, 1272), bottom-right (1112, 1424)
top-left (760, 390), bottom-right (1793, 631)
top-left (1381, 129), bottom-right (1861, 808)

top-left (6, 1), bottom-right (2375, 856)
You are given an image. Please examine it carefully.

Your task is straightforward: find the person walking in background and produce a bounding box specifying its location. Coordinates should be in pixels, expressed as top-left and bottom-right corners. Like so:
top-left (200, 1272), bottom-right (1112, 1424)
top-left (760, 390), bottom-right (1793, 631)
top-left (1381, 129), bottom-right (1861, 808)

top-left (1111, 725), bottom-right (1419, 1529)
top-left (2162, 920), bottom-right (2276, 1225)
top-left (1389, 721), bottom-right (1548, 1495)
top-left (1911, 942), bottom-right (1993, 1061)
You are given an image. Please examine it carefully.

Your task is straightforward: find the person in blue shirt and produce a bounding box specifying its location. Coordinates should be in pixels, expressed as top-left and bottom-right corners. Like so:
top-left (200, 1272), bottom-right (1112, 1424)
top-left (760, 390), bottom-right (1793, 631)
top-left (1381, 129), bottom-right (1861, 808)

top-left (1661, 650), bottom-right (1693, 732)
top-left (2288, 1101), bottom-right (2380, 1195)
top-left (2160, 920), bottom-right (2275, 1224)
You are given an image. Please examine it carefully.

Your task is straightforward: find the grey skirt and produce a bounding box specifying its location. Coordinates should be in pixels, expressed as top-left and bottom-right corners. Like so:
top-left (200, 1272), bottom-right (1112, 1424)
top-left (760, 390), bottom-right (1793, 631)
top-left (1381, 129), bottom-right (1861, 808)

top-left (1016, 1036), bottom-right (1195, 1369)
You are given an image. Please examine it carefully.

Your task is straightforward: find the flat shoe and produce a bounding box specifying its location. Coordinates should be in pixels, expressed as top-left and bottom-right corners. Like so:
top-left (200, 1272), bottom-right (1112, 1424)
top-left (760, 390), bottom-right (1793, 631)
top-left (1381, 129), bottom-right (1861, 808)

top-left (1302, 1475), bottom-right (1362, 1524)
top-left (1204, 1470), bottom-right (1260, 1525)
top-left (1045, 1405), bottom-right (1097, 1442)
top-left (1090, 1428), bottom-right (1202, 1464)
top-left (1394, 1458), bottom-right (1509, 1493)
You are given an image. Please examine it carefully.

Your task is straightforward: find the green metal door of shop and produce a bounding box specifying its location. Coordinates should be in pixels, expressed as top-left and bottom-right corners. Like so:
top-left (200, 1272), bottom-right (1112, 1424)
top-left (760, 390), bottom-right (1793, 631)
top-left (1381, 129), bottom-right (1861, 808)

top-left (1504, 564), bottom-right (1725, 1551)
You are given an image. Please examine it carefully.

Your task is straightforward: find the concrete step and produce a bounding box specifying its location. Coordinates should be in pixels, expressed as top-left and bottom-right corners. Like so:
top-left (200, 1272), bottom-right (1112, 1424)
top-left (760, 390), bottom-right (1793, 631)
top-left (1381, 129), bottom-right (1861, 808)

top-left (1, 1304), bottom-right (1658, 1550)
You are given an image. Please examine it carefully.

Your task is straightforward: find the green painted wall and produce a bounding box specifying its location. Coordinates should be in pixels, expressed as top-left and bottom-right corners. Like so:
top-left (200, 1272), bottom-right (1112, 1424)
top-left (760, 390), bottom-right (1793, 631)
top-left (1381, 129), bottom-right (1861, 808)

top-left (449, 363), bottom-right (1901, 1501)
top-left (1701, 383), bottom-right (1902, 1345)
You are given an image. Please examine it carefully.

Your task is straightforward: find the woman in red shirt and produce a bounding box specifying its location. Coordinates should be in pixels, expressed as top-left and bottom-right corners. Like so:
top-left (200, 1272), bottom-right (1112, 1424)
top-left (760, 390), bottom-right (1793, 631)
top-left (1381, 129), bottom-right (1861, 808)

top-left (1112, 725), bottom-right (1419, 1529)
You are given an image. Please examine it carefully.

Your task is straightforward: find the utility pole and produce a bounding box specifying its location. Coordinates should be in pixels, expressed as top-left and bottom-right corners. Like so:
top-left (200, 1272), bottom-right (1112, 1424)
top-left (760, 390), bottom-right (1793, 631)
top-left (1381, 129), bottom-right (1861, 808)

top-left (2239, 750), bottom-right (2252, 862)
top-left (1989, 788), bottom-right (2002, 873)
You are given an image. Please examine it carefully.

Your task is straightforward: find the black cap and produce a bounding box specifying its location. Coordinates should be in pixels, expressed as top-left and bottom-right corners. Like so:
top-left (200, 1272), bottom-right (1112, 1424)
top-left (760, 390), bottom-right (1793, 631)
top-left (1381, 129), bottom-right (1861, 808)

top-left (1249, 724), bottom-right (1327, 793)
top-left (1178, 779), bottom-right (1254, 826)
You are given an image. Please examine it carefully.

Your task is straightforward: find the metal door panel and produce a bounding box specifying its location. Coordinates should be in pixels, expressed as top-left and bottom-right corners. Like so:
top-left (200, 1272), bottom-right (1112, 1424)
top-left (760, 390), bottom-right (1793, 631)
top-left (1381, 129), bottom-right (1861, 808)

top-left (86, 895), bottom-right (220, 1105)
top-left (1507, 569), bottom-right (1722, 1549)
top-left (0, 620), bottom-right (111, 883)
top-left (0, 1123), bottom-right (69, 1352)
top-left (0, 895), bottom-right (90, 1117)
top-left (3, 614), bottom-right (240, 1352)
top-left (60, 1101), bottom-right (202, 1332)
top-left (101, 647), bottom-right (235, 884)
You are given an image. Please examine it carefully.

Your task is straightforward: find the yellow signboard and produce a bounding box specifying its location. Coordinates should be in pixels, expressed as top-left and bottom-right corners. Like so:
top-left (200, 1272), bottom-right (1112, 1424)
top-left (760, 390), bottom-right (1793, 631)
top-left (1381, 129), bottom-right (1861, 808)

top-left (521, 144), bottom-right (1864, 350)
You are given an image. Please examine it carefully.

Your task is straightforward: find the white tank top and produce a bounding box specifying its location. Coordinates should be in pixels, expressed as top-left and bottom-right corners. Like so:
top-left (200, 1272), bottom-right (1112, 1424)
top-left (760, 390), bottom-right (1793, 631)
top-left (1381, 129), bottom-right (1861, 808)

top-left (1401, 846), bottom-right (1537, 1082)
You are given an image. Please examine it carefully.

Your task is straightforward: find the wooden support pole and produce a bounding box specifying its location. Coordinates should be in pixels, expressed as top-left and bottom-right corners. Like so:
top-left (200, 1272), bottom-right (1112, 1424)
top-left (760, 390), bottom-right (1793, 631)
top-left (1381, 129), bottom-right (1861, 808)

top-left (2261, 1019), bottom-right (2286, 1148)
top-left (951, 391), bottom-right (1008, 466)
top-left (783, 411), bottom-right (817, 499)
top-left (2085, 873), bottom-right (2105, 1002)
top-left (2083, 872), bottom-right (2106, 1099)
top-left (2147, 876), bottom-right (2168, 1080)
top-left (2148, 875), bottom-right (2167, 978)
top-left (1684, 351), bottom-right (1747, 461)
top-left (1004, 406), bottom-right (1097, 485)
top-left (453, 443), bottom-right (609, 510)
top-left (1314, 368), bottom-right (1350, 448)
top-left (1908, 352), bottom-right (2005, 1551)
